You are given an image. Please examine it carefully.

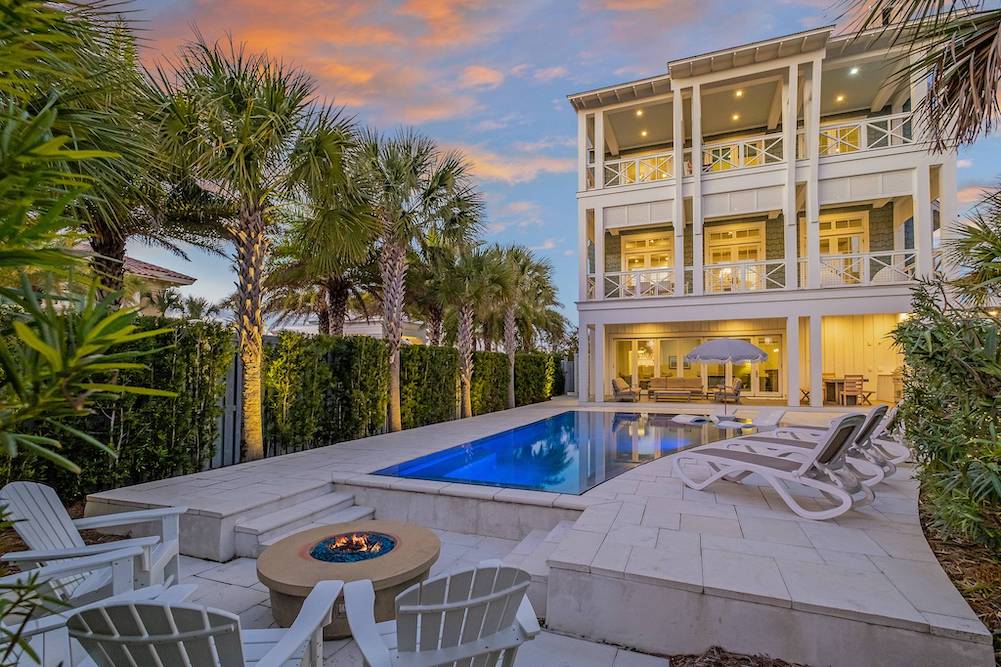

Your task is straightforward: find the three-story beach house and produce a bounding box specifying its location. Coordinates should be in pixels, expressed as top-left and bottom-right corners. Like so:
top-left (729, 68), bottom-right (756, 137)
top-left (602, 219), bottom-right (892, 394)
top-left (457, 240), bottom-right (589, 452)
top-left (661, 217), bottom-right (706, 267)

top-left (570, 25), bottom-right (959, 406)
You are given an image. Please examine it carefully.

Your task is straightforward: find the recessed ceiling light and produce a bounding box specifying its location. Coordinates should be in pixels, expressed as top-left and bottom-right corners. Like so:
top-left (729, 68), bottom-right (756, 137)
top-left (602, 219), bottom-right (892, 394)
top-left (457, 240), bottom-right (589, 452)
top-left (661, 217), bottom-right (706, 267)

top-left (640, 130), bottom-right (648, 137)
top-left (731, 113), bottom-right (740, 121)
top-left (636, 109), bottom-right (644, 117)
top-left (836, 94), bottom-right (846, 102)
top-left (735, 89), bottom-right (744, 98)
top-left (849, 66), bottom-right (860, 75)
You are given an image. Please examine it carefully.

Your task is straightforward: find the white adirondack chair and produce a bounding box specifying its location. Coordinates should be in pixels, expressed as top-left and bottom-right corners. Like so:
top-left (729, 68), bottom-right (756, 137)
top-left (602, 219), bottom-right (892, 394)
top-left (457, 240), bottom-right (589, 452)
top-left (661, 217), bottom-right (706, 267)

top-left (66, 580), bottom-right (343, 667)
top-left (0, 481), bottom-right (185, 603)
top-left (1, 547), bottom-right (196, 667)
top-left (345, 560), bottom-right (540, 667)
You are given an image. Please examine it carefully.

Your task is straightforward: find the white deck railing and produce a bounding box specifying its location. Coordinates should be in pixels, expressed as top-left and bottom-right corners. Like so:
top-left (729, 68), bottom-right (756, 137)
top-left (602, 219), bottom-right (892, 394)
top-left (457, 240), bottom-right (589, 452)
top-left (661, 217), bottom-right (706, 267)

top-left (813, 112), bottom-right (915, 157)
top-left (704, 259), bottom-right (787, 293)
top-left (603, 151), bottom-right (675, 187)
top-left (701, 133), bottom-right (784, 173)
top-left (602, 268), bottom-right (677, 298)
top-left (798, 251), bottom-right (918, 287)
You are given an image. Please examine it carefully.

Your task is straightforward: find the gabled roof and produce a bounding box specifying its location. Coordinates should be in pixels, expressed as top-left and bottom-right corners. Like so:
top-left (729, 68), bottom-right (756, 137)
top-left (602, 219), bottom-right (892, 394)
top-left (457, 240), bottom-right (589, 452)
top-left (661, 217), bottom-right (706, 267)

top-left (667, 26), bottom-right (834, 79)
top-left (567, 74), bottom-right (672, 111)
top-left (123, 257), bottom-right (196, 285)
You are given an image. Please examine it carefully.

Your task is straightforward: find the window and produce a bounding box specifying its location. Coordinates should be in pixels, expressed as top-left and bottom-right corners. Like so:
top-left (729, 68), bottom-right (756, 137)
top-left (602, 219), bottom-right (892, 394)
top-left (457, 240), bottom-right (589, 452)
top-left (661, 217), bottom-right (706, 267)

top-left (800, 212), bottom-right (868, 256)
top-left (705, 223), bottom-right (765, 264)
top-left (621, 231), bottom-right (673, 271)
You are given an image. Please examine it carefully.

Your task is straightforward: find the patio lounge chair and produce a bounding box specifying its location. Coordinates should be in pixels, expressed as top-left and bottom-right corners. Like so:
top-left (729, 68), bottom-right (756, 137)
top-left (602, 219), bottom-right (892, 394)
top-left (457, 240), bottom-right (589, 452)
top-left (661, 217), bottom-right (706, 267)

top-left (734, 405), bottom-right (893, 488)
top-left (871, 405), bottom-right (911, 464)
top-left (0, 481), bottom-right (186, 601)
top-left (67, 580), bottom-right (343, 667)
top-left (345, 560), bottom-right (539, 667)
top-left (611, 377), bottom-right (639, 401)
top-left (1, 549), bottom-right (196, 667)
top-left (712, 378), bottom-right (743, 404)
top-left (672, 413), bottom-right (866, 520)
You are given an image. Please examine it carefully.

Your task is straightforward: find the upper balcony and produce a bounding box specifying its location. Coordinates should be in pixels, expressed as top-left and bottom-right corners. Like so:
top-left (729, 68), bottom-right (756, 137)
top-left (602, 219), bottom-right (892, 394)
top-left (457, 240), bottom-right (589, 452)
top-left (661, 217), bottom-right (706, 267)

top-left (578, 53), bottom-right (925, 193)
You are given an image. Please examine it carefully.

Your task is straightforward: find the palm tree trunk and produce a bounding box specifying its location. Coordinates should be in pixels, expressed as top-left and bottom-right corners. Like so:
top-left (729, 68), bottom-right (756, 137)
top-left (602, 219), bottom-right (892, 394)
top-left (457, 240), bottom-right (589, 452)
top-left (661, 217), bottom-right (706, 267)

top-left (380, 234), bottom-right (407, 432)
top-left (457, 304), bottom-right (475, 418)
top-left (326, 277), bottom-right (349, 335)
top-left (88, 226), bottom-right (127, 303)
top-left (235, 204), bottom-right (267, 461)
top-left (425, 308), bottom-right (443, 346)
top-left (316, 286), bottom-right (331, 335)
top-left (505, 304), bottom-right (517, 409)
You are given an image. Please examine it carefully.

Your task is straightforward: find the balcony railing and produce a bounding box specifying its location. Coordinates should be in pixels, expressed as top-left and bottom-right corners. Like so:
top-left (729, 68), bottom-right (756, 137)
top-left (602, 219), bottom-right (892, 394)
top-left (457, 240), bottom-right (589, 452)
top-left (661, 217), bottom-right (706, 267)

top-left (603, 152), bottom-right (674, 187)
top-left (602, 268), bottom-right (677, 298)
top-left (704, 260), bottom-right (787, 293)
top-left (702, 133), bottom-right (784, 173)
top-left (798, 112), bottom-right (915, 158)
top-left (798, 251), bottom-right (917, 287)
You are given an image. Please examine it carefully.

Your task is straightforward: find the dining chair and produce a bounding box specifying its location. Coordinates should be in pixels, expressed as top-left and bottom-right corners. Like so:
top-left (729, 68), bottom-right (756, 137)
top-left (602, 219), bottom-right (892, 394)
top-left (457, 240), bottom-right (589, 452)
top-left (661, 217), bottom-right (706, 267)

top-left (842, 375), bottom-right (873, 405)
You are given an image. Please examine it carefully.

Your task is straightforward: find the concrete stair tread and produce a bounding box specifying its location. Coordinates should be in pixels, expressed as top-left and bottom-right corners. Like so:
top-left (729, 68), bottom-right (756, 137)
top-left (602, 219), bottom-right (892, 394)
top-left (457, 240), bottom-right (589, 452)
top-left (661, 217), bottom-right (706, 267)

top-left (505, 529), bottom-right (551, 562)
top-left (257, 505), bottom-right (375, 553)
top-left (234, 492), bottom-right (355, 536)
top-left (508, 521), bottom-right (580, 581)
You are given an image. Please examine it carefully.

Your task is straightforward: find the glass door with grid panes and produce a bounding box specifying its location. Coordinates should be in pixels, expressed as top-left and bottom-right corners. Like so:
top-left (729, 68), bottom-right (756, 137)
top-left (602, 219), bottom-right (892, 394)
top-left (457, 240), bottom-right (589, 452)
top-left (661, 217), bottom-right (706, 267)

top-left (801, 213), bottom-right (867, 285)
top-left (621, 231), bottom-right (673, 271)
top-left (705, 223), bottom-right (765, 291)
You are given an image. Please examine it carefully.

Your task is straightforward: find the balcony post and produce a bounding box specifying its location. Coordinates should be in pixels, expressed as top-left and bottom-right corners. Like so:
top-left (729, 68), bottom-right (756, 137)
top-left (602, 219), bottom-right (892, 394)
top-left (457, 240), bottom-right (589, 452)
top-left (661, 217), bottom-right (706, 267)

top-left (913, 162), bottom-right (933, 278)
top-left (809, 314), bottom-right (823, 407)
top-left (577, 112), bottom-right (588, 192)
top-left (577, 323), bottom-right (590, 402)
top-left (594, 109), bottom-right (605, 190)
top-left (671, 85), bottom-right (686, 292)
top-left (691, 82), bottom-right (704, 295)
top-left (806, 57), bottom-right (822, 289)
top-left (909, 52), bottom-right (928, 143)
top-left (786, 315), bottom-right (801, 407)
top-left (937, 157), bottom-right (960, 280)
top-left (578, 201), bottom-right (588, 300)
top-left (595, 206), bottom-right (605, 298)
top-left (593, 322), bottom-right (606, 401)
top-left (783, 64), bottom-right (799, 289)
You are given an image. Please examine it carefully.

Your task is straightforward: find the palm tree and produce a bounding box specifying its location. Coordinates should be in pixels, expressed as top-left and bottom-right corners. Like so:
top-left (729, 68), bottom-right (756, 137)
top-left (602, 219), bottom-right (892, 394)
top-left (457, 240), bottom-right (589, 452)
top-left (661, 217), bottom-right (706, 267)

top-left (180, 295), bottom-right (220, 320)
top-left (947, 190), bottom-right (1001, 304)
top-left (144, 287), bottom-right (183, 317)
top-left (152, 39), bottom-right (317, 460)
top-left (441, 248), bottom-right (506, 418)
top-left (359, 129), bottom-right (482, 431)
top-left (406, 244), bottom-right (458, 346)
top-left (845, 2), bottom-right (1001, 150)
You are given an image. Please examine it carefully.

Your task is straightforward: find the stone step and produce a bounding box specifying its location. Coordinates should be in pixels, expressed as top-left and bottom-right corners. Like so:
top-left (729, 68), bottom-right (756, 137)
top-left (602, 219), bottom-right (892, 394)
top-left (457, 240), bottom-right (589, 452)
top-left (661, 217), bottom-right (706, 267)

top-left (501, 520), bottom-right (576, 620)
top-left (255, 505), bottom-right (375, 556)
top-left (235, 491), bottom-right (355, 538)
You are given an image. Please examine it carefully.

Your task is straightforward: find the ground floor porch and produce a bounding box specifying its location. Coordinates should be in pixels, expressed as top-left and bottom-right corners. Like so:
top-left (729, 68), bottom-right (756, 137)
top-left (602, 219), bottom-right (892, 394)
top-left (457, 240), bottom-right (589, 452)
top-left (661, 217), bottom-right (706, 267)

top-left (578, 313), bottom-right (906, 406)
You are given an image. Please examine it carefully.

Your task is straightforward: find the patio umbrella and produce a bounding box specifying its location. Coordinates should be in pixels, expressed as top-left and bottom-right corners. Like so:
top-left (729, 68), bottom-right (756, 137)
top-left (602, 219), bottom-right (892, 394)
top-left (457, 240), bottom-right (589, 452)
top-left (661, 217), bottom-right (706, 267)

top-left (686, 338), bottom-right (768, 414)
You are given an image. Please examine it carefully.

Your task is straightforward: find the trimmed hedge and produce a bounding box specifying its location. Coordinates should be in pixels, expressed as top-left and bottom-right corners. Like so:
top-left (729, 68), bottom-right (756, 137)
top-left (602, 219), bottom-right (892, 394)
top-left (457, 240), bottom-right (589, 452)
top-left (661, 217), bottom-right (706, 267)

top-left (1, 317), bottom-right (233, 499)
top-left (264, 333), bottom-right (389, 454)
top-left (471, 351), bottom-right (507, 416)
top-left (514, 353), bottom-right (556, 406)
top-left (400, 345), bottom-right (459, 429)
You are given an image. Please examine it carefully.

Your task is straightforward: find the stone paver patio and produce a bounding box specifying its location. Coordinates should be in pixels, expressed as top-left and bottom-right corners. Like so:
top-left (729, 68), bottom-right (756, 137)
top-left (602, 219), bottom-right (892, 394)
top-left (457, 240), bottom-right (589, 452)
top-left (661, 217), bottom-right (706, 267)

top-left (87, 398), bottom-right (994, 665)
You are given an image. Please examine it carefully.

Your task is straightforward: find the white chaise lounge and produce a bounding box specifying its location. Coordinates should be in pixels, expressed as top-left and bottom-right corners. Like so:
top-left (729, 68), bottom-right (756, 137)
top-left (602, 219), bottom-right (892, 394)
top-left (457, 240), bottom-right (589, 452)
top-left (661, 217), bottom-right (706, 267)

top-left (672, 413), bottom-right (866, 520)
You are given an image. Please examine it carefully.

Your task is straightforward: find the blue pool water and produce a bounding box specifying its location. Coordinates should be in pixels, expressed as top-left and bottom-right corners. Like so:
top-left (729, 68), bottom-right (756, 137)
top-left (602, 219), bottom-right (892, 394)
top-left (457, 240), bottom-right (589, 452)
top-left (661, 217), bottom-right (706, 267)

top-left (374, 411), bottom-right (747, 495)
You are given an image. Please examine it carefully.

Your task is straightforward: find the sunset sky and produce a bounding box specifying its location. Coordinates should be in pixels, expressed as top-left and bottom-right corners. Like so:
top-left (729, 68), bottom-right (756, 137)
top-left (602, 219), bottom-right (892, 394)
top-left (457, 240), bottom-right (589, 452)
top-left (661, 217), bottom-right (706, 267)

top-left (128, 0), bottom-right (1001, 320)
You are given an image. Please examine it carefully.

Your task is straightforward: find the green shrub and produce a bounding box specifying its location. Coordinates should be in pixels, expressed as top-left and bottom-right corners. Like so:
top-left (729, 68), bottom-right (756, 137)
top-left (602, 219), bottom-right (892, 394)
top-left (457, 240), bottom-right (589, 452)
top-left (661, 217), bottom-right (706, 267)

top-left (400, 345), bottom-right (459, 429)
top-left (471, 350), bottom-right (507, 415)
top-left (892, 285), bottom-right (1001, 548)
top-left (514, 353), bottom-right (555, 406)
top-left (552, 353), bottom-right (566, 397)
top-left (264, 334), bottom-right (389, 452)
top-left (0, 317), bottom-right (234, 500)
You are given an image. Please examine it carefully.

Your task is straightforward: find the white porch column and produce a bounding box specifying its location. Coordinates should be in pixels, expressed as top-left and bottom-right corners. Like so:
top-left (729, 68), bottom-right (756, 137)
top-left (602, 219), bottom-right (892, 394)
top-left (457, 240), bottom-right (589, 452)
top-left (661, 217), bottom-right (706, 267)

top-left (691, 82), bottom-right (704, 295)
top-left (913, 162), bottom-right (933, 278)
top-left (593, 322), bottom-right (606, 402)
top-left (594, 110), bottom-right (605, 191)
top-left (809, 314), bottom-right (823, 407)
top-left (805, 58), bottom-right (822, 289)
top-left (938, 157), bottom-right (960, 280)
top-left (594, 206), bottom-right (605, 299)
top-left (577, 112), bottom-right (588, 192)
top-left (783, 64), bottom-right (799, 289)
top-left (786, 315), bottom-right (800, 407)
top-left (671, 86), bottom-right (686, 292)
top-left (577, 323), bottom-right (590, 402)
top-left (578, 200), bottom-right (588, 301)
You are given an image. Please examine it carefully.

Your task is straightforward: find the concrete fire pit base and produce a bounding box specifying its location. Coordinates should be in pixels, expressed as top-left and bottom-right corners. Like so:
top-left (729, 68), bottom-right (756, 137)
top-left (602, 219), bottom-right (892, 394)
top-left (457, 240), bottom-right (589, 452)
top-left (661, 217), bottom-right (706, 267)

top-left (256, 520), bottom-right (440, 639)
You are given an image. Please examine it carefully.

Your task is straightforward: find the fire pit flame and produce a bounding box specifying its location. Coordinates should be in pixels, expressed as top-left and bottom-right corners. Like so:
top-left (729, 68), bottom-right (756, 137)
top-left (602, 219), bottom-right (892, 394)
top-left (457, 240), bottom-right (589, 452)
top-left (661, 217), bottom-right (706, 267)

top-left (309, 531), bottom-right (396, 563)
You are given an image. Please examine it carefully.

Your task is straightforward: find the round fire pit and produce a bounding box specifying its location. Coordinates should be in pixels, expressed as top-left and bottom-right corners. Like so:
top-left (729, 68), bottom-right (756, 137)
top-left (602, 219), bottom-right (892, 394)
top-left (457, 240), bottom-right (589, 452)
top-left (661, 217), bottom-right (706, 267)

top-left (256, 521), bottom-right (440, 639)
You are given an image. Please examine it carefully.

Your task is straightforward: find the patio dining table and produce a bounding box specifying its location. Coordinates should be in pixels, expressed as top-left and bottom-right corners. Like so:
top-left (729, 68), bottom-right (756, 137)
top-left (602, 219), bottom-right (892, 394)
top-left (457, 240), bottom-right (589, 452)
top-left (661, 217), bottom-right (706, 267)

top-left (823, 376), bottom-right (869, 405)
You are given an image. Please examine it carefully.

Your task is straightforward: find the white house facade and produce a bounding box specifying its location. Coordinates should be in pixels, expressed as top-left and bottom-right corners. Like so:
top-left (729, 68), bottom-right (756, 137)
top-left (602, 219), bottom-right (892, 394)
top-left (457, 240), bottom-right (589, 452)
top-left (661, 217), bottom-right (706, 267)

top-left (570, 26), bottom-right (959, 407)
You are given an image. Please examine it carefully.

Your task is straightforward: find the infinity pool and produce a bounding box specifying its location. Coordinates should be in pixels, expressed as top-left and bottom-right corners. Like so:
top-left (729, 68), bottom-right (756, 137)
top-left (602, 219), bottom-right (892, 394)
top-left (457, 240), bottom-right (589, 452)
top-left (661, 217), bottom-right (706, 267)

top-left (374, 411), bottom-right (747, 495)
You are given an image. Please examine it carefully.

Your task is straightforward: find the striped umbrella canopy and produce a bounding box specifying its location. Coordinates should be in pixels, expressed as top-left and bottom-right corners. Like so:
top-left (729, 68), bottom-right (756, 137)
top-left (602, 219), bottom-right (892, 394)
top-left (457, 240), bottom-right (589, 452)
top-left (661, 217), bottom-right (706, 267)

top-left (686, 338), bottom-right (768, 364)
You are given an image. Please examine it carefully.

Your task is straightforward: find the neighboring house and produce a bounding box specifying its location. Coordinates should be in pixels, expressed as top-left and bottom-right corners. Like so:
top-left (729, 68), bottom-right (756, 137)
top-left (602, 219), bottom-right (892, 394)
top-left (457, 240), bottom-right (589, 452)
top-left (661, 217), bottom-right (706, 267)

top-left (569, 25), bottom-right (957, 405)
top-left (123, 256), bottom-right (196, 314)
top-left (343, 315), bottom-right (427, 345)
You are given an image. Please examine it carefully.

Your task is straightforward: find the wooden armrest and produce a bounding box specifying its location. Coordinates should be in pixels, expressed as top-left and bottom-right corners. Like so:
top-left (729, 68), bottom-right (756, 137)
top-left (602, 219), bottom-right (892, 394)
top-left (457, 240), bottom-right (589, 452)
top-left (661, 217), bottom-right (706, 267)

top-left (344, 580), bottom-right (392, 667)
top-left (516, 596), bottom-right (541, 638)
top-left (1, 536), bottom-right (159, 564)
top-left (0, 547), bottom-right (144, 588)
top-left (256, 580), bottom-right (343, 667)
top-left (74, 506), bottom-right (187, 530)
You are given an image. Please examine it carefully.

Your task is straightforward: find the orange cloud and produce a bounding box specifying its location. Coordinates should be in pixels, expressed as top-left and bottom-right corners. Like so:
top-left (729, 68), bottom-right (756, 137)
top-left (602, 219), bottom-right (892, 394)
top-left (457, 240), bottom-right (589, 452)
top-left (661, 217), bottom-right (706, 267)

top-left (460, 65), bottom-right (504, 89)
top-left (958, 185), bottom-right (998, 205)
top-left (454, 144), bottom-right (575, 184)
